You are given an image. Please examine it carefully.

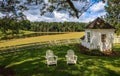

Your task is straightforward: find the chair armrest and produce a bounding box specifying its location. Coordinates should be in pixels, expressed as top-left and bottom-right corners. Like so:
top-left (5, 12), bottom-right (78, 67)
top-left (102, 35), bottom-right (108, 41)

top-left (65, 55), bottom-right (70, 60)
top-left (74, 55), bottom-right (77, 60)
top-left (45, 56), bottom-right (48, 59)
top-left (65, 55), bottom-right (68, 58)
top-left (54, 56), bottom-right (58, 59)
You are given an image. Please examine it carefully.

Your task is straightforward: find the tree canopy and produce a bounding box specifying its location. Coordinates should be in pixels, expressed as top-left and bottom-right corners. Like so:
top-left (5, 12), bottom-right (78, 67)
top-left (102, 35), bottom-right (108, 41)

top-left (0, 0), bottom-right (106, 20)
top-left (104, 0), bottom-right (120, 35)
top-left (41, 0), bottom-right (106, 18)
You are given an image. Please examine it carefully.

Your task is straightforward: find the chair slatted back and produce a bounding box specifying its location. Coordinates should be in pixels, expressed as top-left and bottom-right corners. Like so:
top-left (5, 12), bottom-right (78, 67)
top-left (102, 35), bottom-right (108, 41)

top-left (46, 50), bottom-right (54, 57)
top-left (67, 50), bottom-right (74, 56)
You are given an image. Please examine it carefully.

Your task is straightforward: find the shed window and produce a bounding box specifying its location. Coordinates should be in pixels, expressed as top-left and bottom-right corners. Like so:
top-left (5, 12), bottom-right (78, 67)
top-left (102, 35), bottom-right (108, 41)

top-left (101, 34), bottom-right (106, 43)
top-left (87, 32), bottom-right (90, 43)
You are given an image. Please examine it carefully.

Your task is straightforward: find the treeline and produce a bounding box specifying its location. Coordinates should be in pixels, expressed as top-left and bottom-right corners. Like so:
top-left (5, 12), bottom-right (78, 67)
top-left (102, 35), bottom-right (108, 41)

top-left (0, 18), bottom-right (31, 37)
top-left (0, 18), bottom-right (87, 39)
top-left (0, 18), bottom-right (86, 33)
top-left (30, 22), bottom-right (86, 32)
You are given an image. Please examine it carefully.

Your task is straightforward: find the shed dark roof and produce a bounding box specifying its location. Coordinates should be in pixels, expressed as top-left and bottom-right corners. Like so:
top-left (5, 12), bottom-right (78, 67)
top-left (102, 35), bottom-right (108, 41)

top-left (80, 35), bottom-right (85, 40)
top-left (86, 17), bottom-right (115, 29)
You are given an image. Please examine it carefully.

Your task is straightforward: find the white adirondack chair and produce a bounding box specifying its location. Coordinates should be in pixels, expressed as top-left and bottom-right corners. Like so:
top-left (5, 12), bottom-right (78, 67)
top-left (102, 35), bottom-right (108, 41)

top-left (45, 50), bottom-right (58, 66)
top-left (65, 49), bottom-right (77, 64)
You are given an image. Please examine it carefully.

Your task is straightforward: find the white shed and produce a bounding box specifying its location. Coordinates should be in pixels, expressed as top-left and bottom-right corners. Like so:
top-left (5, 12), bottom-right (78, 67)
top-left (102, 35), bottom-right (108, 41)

top-left (81, 17), bottom-right (115, 52)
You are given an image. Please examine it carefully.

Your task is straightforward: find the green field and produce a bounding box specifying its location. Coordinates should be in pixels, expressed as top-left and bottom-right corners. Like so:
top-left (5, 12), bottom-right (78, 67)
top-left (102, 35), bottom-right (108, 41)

top-left (0, 44), bottom-right (120, 76)
top-left (0, 32), bottom-right (84, 48)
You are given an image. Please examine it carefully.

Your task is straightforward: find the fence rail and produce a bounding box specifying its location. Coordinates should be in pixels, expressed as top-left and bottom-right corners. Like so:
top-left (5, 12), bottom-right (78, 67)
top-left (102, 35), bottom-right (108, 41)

top-left (114, 37), bottom-right (120, 43)
top-left (0, 38), bottom-right (80, 54)
top-left (0, 36), bottom-right (119, 54)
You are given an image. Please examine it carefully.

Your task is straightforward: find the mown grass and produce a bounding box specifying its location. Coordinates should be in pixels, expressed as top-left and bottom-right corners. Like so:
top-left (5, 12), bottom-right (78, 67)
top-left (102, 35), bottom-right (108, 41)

top-left (0, 44), bottom-right (120, 76)
top-left (113, 44), bottom-right (120, 51)
top-left (0, 32), bottom-right (84, 48)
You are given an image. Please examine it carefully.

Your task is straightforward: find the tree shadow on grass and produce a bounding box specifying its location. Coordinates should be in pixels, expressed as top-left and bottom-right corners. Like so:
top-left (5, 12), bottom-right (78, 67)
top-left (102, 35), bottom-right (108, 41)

top-left (104, 68), bottom-right (120, 76)
top-left (0, 65), bottom-right (15, 76)
top-left (7, 57), bottom-right (79, 76)
top-left (76, 58), bottom-right (120, 76)
top-left (0, 44), bottom-right (120, 76)
top-left (0, 50), bottom-right (36, 66)
top-left (9, 57), bottom-right (47, 76)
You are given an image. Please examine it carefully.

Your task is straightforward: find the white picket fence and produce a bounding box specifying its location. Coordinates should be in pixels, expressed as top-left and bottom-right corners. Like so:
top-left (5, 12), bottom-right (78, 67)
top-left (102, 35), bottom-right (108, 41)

top-left (0, 36), bottom-right (119, 54)
top-left (114, 37), bottom-right (120, 43)
top-left (0, 38), bottom-right (80, 54)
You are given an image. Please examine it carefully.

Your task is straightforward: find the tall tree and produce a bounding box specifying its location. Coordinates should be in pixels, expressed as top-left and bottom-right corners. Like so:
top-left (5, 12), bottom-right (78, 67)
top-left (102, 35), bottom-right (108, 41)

top-left (0, 0), bottom-right (106, 19)
top-left (40, 0), bottom-right (106, 18)
top-left (104, 0), bottom-right (120, 35)
top-left (0, 0), bottom-right (27, 21)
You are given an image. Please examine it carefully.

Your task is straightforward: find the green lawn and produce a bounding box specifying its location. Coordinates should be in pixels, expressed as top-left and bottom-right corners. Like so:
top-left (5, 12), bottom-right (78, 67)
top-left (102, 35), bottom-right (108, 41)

top-left (0, 44), bottom-right (120, 76)
top-left (114, 44), bottom-right (120, 51)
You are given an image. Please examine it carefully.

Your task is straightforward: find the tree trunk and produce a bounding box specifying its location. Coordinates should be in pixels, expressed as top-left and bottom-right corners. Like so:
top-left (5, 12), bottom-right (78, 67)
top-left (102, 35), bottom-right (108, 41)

top-left (36, 0), bottom-right (38, 5)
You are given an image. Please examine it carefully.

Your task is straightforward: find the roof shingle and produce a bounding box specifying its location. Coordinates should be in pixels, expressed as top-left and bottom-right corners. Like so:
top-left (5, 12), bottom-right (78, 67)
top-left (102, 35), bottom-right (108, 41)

top-left (86, 17), bottom-right (115, 29)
